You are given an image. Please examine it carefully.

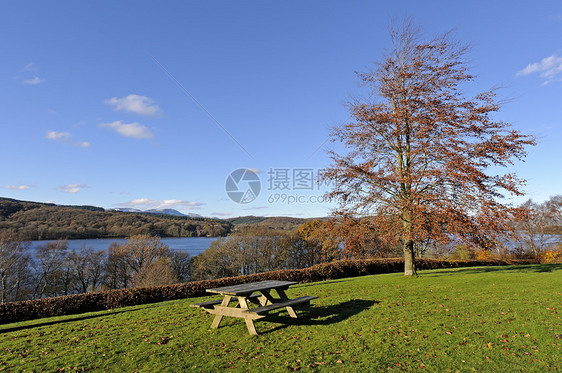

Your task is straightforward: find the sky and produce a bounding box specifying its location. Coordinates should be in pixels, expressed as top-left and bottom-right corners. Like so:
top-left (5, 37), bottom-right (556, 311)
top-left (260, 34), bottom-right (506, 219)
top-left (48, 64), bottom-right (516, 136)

top-left (1, 1), bottom-right (561, 219)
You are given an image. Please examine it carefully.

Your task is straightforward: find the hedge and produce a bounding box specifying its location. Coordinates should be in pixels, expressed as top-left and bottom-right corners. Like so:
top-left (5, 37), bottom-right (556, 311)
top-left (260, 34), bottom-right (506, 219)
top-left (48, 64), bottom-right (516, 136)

top-left (0, 258), bottom-right (536, 325)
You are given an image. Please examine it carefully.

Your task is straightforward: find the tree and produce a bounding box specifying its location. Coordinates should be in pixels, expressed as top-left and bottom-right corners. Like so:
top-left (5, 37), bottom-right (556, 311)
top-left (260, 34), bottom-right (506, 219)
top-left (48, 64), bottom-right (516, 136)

top-left (106, 242), bottom-right (130, 290)
top-left (169, 251), bottom-right (192, 283)
top-left (545, 195), bottom-right (562, 228)
top-left (324, 21), bottom-right (535, 276)
top-left (70, 246), bottom-right (106, 293)
top-left (0, 233), bottom-right (32, 303)
top-left (515, 196), bottom-right (562, 255)
top-left (105, 235), bottom-right (172, 289)
top-left (120, 234), bottom-right (170, 275)
top-left (133, 257), bottom-right (178, 288)
top-left (33, 240), bottom-right (68, 298)
top-left (290, 220), bottom-right (339, 267)
top-left (517, 200), bottom-right (551, 255)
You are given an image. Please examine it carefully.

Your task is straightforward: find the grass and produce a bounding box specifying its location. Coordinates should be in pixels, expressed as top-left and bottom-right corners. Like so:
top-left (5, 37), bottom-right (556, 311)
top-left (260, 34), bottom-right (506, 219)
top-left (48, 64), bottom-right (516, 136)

top-left (0, 264), bottom-right (560, 372)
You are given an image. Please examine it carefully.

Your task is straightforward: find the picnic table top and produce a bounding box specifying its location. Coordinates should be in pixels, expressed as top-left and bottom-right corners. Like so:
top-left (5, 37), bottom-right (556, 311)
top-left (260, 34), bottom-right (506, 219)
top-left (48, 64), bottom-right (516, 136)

top-left (206, 280), bottom-right (298, 296)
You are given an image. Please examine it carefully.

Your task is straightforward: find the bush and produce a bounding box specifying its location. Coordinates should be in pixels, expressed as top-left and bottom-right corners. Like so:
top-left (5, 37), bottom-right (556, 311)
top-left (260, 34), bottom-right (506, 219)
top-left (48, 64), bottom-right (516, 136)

top-left (0, 257), bottom-right (537, 325)
top-left (539, 245), bottom-right (562, 264)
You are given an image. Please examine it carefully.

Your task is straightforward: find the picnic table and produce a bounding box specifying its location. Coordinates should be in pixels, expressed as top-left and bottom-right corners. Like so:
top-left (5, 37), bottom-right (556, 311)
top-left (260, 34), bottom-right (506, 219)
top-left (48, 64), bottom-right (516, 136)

top-left (191, 280), bottom-right (317, 335)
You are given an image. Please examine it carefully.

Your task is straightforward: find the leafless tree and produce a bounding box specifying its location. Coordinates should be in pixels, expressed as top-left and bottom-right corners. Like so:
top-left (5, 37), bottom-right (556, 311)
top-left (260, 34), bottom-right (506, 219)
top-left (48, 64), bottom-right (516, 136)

top-left (70, 246), bottom-right (107, 293)
top-left (33, 240), bottom-right (68, 298)
top-left (0, 233), bottom-right (32, 303)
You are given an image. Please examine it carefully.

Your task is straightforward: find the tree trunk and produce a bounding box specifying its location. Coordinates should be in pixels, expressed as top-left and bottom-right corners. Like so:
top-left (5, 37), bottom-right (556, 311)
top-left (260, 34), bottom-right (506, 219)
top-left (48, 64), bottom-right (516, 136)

top-left (402, 210), bottom-right (417, 276)
top-left (403, 239), bottom-right (417, 277)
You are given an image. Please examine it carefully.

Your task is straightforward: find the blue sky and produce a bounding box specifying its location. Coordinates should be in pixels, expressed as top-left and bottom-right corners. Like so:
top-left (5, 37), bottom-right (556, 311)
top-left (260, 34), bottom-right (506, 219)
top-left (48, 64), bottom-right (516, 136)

top-left (1, 1), bottom-right (561, 218)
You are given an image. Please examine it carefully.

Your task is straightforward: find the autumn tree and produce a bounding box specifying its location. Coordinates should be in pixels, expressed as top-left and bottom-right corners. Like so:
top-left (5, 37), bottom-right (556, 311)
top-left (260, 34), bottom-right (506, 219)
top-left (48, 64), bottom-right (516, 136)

top-left (289, 220), bottom-right (340, 267)
top-left (324, 21), bottom-right (535, 276)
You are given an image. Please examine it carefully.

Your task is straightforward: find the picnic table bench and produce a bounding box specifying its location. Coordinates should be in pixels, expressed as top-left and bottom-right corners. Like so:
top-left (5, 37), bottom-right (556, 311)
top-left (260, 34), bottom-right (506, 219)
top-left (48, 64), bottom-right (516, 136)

top-left (191, 280), bottom-right (317, 335)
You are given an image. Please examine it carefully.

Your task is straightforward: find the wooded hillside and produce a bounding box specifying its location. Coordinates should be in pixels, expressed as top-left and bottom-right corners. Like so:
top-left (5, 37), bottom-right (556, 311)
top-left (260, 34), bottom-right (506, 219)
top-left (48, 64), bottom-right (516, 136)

top-left (0, 198), bottom-right (232, 240)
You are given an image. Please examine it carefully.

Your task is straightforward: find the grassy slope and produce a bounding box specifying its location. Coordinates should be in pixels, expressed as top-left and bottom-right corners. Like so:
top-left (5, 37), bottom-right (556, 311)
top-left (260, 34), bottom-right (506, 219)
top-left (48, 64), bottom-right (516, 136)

top-left (0, 265), bottom-right (560, 372)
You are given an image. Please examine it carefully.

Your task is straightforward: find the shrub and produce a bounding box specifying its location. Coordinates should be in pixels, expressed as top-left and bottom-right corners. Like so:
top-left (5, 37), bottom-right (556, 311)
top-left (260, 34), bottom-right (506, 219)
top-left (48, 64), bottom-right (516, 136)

top-left (539, 245), bottom-right (562, 264)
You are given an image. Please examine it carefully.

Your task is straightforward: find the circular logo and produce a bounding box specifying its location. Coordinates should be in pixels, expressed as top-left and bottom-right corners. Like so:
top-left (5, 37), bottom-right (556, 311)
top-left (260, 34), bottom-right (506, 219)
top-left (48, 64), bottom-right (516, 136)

top-left (225, 168), bottom-right (261, 204)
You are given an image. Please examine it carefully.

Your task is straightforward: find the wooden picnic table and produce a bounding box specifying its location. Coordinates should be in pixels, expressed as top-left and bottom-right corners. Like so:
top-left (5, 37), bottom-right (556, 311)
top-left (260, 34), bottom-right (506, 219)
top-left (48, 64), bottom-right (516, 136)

top-left (191, 280), bottom-right (317, 335)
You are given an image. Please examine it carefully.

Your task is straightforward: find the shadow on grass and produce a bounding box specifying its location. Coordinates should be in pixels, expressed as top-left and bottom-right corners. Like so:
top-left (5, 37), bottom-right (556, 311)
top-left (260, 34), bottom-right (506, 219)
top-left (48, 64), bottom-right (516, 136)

top-left (421, 263), bottom-right (562, 277)
top-left (0, 304), bottom-right (161, 334)
top-left (258, 299), bottom-right (378, 335)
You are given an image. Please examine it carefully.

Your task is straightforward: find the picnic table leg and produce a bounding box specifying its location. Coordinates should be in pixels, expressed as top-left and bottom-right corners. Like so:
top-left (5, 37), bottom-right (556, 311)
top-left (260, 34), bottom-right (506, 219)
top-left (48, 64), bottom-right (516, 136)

top-left (237, 297), bottom-right (258, 336)
top-left (259, 290), bottom-right (274, 306)
top-left (211, 295), bottom-right (232, 329)
top-left (276, 288), bottom-right (298, 318)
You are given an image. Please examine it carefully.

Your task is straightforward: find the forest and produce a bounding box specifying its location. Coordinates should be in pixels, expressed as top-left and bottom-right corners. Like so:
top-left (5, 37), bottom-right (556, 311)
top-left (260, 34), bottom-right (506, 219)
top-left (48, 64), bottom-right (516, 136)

top-left (0, 197), bottom-right (232, 240)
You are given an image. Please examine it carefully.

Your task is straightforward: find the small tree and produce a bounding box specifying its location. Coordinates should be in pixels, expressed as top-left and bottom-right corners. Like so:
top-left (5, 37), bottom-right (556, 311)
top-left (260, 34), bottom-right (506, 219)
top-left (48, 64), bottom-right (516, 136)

top-left (324, 21), bottom-right (535, 276)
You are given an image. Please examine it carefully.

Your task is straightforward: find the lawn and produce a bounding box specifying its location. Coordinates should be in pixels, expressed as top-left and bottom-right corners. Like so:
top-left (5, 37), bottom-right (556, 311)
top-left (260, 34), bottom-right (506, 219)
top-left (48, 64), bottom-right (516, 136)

top-left (0, 264), bottom-right (560, 372)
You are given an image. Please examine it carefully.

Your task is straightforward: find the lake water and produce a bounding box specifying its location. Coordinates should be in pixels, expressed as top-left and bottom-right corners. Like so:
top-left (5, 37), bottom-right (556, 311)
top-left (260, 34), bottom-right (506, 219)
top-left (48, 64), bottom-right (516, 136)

top-left (26, 237), bottom-right (217, 256)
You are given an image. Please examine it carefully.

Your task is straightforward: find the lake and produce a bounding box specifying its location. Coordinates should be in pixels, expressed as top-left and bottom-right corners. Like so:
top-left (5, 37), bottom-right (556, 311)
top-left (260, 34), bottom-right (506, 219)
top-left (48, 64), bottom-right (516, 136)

top-left (26, 237), bottom-right (217, 256)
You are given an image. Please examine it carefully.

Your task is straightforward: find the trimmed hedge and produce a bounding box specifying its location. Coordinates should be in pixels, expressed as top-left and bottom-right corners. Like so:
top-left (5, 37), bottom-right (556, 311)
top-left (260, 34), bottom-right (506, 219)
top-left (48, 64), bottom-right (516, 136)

top-left (0, 258), bottom-right (536, 325)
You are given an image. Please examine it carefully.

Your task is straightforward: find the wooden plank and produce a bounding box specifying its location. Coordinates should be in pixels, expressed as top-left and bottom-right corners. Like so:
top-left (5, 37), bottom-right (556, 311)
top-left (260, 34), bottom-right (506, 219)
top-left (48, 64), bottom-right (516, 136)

top-left (249, 296), bottom-right (318, 314)
top-left (238, 296), bottom-right (258, 335)
top-left (207, 306), bottom-right (264, 320)
top-left (210, 295), bottom-right (232, 329)
top-left (192, 294), bottom-right (262, 309)
top-left (206, 280), bottom-right (298, 296)
top-left (276, 288), bottom-right (297, 318)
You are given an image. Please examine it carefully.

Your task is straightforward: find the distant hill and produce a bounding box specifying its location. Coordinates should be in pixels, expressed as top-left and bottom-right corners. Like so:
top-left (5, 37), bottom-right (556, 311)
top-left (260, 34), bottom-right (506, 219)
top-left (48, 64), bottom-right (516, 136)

top-left (112, 207), bottom-right (202, 218)
top-left (227, 216), bottom-right (308, 231)
top-left (0, 197), bottom-right (231, 241)
top-left (145, 208), bottom-right (186, 216)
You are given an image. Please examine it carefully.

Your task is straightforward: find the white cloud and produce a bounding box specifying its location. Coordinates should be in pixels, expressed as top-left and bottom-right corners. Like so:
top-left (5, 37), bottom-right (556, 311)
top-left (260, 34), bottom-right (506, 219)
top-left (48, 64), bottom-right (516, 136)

top-left (105, 94), bottom-right (161, 116)
top-left (117, 198), bottom-right (204, 210)
top-left (23, 76), bottom-right (46, 85)
top-left (45, 131), bottom-right (90, 147)
top-left (21, 63), bottom-right (39, 72)
top-left (4, 184), bottom-right (31, 190)
top-left (45, 131), bottom-right (71, 142)
top-left (99, 121), bottom-right (154, 139)
top-left (517, 54), bottom-right (562, 84)
top-left (58, 184), bottom-right (89, 194)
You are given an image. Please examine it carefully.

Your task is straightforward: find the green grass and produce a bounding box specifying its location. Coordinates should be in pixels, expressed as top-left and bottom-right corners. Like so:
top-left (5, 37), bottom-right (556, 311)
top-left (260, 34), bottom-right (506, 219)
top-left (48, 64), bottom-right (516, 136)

top-left (1, 264), bottom-right (561, 372)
